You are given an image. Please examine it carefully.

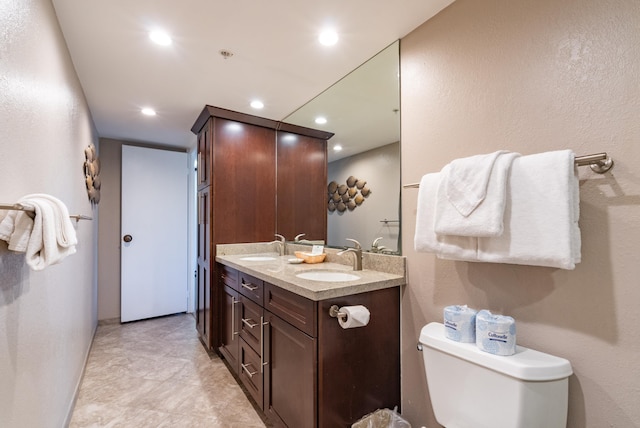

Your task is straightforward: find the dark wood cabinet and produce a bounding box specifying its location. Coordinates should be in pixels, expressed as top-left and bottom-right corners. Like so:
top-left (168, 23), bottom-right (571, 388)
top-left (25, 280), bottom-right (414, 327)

top-left (276, 131), bottom-right (327, 241)
top-left (196, 187), bottom-right (210, 344)
top-left (196, 119), bottom-right (211, 189)
top-left (216, 263), bottom-right (400, 428)
top-left (264, 310), bottom-right (317, 428)
top-left (220, 285), bottom-right (240, 373)
top-left (191, 106), bottom-right (332, 352)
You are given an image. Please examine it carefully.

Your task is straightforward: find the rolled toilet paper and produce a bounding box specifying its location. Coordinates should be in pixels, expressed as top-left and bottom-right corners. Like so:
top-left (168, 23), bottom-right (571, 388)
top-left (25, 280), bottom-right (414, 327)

top-left (338, 305), bottom-right (370, 329)
top-left (443, 305), bottom-right (478, 343)
top-left (475, 310), bottom-right (516, 356)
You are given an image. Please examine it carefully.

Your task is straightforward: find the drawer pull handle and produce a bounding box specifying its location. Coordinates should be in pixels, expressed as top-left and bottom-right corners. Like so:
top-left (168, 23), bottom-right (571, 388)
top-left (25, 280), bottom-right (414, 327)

top-left (241, 363), bottom-right (257, 378)
top-left (242, 318), bottom-right (258, 329)
top-left (231, 298), bottom-right (239, 339)
top-left (241, 281), bottom-right (259, 291)
top-left (261, 316), bottom-right (269, 373)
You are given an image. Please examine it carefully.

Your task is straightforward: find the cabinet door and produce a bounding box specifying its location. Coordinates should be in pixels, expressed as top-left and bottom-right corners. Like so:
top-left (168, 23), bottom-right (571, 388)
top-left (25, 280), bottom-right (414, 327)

top-left (265, 311), bottom-right (317, 428)
top-left (196, 119), bottom-right (211, 188)
top-left (220, 286), bottom-right (240, 374)
top-left (276, 131), bottom-right (327, 242)
top-left (212, 117), bottom-right (276, 244)
top-left (196, 187), bottom-right (211, 346)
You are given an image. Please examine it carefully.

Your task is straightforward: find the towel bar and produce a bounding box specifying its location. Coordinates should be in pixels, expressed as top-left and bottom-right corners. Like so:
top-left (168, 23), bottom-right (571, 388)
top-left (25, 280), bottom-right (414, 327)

top-left (0, 203), bottom-right (92, 221)
top-left (403, 151), bottom-right (614, 188)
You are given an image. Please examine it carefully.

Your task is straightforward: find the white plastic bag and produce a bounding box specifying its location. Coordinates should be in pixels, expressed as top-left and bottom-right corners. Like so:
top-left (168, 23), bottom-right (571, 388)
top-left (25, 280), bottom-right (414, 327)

top-left (351, 407), bottom-right (412, 428)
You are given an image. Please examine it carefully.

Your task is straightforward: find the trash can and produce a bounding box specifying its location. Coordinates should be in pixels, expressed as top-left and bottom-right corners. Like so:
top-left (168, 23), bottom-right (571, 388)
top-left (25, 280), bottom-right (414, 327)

top-left (351, 407), bottom-right (412, 428)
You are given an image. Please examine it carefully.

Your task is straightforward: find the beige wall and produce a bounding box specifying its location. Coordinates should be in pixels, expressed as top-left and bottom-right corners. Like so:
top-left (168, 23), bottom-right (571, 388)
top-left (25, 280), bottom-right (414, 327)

top-left (97, 139), bottom-right (122, 320)
top-left (0, 0), bottom-right (99, 426)
top-left (400, 0), bottom-right (640, 427)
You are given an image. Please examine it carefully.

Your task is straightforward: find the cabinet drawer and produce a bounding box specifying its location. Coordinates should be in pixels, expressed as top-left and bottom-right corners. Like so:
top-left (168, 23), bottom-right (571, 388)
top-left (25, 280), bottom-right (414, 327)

top-left (239, 272), bottom-right (264, 304)
top-left (240, 338), bottom-right (264, 410)
top-left (239, 294), bottom-right (264, 354)
top-left (219, 264), bottom-right (238, 290)
top-left (265, 282), bottom-right (317, 337)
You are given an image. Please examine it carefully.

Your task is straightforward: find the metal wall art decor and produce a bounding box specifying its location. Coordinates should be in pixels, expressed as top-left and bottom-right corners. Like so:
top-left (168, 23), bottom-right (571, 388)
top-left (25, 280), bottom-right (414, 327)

top-left (84, 143), bottom-right (101, 204)
top-left (327, 175), bottom-right (371, 212)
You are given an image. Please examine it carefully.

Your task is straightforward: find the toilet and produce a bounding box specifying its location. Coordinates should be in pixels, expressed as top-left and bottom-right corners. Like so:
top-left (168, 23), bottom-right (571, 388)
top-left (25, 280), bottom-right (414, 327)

top-left (418, 322), bottom-right (573, 428)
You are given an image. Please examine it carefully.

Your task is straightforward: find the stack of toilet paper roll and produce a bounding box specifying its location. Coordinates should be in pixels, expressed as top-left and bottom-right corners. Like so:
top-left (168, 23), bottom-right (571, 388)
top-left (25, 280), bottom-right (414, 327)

top-left (443, 306), bottom-right (516, 356)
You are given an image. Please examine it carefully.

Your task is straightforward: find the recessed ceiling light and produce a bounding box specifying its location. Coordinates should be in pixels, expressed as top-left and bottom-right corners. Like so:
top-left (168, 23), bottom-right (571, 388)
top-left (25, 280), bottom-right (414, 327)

top-left (141, 107), bottom-right (156, 116)
top-left (315, 116), bottom-right (327, 125)
top-left (149, 30), bottom-right (172, 46)
top-left (250, 100), bottom-right (264, 109)
top-left (319, 29), bottom-right (339, 46)
top-left (333, 144), bottom-right (343, 152)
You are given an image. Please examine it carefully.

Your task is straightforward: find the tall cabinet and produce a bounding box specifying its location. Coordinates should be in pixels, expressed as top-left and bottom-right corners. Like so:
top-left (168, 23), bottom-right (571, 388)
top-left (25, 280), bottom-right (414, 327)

top-left (192, 106), bottom-right (332, 350)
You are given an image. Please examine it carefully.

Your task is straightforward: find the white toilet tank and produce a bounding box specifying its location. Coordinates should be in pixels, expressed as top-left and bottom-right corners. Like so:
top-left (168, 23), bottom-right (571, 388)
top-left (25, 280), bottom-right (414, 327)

top-left (419, 322), bottom-right (572, 428)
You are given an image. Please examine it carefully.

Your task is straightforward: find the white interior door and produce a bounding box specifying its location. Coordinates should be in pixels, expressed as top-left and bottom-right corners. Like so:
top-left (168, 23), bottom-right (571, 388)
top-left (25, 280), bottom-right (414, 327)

top-left (121, 145), bottom-right (188, 322)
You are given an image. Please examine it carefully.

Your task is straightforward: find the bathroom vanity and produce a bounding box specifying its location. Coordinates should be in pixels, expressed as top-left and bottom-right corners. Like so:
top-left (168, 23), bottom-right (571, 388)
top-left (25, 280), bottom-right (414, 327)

top-left (215, 244), bottom-right (406, 428)
top-left (192, 105), bottom-right (333, 351)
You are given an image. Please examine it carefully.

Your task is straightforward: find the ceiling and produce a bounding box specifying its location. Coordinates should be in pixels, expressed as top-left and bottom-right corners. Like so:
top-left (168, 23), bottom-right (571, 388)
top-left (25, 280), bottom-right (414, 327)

top-left (51, 0), bottom-right (454, 151)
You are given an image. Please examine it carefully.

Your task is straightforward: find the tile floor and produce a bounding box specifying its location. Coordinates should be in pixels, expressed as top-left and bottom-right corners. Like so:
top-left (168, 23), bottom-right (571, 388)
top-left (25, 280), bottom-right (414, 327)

top-left (70, 313), bottom-right (267, 427)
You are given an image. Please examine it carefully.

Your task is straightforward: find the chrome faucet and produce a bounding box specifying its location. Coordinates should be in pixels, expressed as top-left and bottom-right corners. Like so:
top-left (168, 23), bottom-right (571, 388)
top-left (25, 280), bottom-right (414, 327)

top-left (270, 234), bottom-right (286, 256)
top-left (371, 237), bottom-right (387, 253)
top-left (337, 238), bottom-right (363, 271)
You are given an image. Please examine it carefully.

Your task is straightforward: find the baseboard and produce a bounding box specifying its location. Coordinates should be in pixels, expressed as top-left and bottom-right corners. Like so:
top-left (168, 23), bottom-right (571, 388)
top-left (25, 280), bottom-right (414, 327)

top-left (62, 322), bottom-right (98, 427)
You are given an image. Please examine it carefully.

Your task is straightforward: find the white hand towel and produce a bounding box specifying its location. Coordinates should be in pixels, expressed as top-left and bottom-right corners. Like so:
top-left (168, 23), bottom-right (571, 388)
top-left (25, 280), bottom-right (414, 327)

top-left (435, 151), bottom-right (520, 237)
top-left (18, 194), bottom-right (77, 271)
top-left (414, 173), bottom-right (477, 259)
top-left (443, 151), bottom-right (507, 216)
top-left (0, 210), bottom-right (18, 243)
top-left (477, 150), bottom-right (580, 270)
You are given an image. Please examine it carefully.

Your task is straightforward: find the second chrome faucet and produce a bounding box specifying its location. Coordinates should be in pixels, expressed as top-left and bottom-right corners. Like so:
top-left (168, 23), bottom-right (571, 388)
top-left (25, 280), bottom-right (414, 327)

top-left (338, 238), bottom-right (363, 271)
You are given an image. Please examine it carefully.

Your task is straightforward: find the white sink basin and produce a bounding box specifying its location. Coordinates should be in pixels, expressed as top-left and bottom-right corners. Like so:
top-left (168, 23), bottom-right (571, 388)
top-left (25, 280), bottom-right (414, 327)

top-left (295, 271), bottom-right (360, 282)
top-left (240, 256), bottom-right (277, 261)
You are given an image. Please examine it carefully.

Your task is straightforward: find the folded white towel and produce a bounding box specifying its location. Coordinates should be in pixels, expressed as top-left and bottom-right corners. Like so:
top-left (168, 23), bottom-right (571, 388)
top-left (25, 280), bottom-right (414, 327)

top-left (0, 209), bottom-right (34, 252)
top-left (443, 151), bottom-right (507, 216)
top-left (17, 194), bottom-right (78, 271)
top-left (477, 150), bottom-right (580, 270)
top-left (435, 151), bottom-right (520, 237)
top-left (414, 173), bottom-right (477, 259)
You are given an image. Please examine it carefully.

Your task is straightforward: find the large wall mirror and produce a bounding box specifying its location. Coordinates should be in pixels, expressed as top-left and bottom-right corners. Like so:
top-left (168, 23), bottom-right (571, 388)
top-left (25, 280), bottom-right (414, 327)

top-left (283, 41), bottom-right (401, 254)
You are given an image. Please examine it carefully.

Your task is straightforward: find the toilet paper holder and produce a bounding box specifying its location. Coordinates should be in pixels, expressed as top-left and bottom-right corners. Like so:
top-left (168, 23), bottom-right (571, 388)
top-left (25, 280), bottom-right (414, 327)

top-left (329, 305), bottom-right (348, 322)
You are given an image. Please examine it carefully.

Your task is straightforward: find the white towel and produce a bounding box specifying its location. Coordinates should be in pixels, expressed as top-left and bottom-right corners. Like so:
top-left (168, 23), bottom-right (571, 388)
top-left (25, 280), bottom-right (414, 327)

top-left (442, 151), bottom-right (506, 216)
top-left (477, 150), bottom-right (580, 270)
top-left (414, 150), bottom-right (581, 270)
top-left (435, 151), bottom-right (520, 237)
top-left (0, 209), bottom-right (34, 252)
top-left (414, 173), bottom-right (477, 259)
top-left (17, 194), bottom-right (78, 271)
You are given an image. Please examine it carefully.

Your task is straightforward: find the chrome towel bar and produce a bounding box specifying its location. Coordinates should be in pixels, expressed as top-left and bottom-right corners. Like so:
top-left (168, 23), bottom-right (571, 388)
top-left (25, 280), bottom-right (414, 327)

top-left (403, 152), bottom-right (614, 188)
top-left (0, 203), bottom-right (92, 222)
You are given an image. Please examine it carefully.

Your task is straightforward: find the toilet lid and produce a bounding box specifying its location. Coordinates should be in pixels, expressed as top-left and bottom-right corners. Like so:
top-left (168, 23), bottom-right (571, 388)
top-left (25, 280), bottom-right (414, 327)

top-left (419, 322), bottom-right (573, 381)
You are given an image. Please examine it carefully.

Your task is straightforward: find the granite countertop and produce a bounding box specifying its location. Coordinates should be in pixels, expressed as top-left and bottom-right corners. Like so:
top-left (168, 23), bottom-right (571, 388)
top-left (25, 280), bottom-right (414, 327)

top-left (215, 251), bottom-right (406, 301)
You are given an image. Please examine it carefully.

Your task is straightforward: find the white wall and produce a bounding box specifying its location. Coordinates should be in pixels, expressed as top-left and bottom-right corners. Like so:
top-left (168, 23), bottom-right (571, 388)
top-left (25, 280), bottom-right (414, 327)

top-left (328, 142), bottom-right (400, 252)
top-left (0, 0), bottom-right (99, 426)
top-left (400, 1), bottom-right (640, 427)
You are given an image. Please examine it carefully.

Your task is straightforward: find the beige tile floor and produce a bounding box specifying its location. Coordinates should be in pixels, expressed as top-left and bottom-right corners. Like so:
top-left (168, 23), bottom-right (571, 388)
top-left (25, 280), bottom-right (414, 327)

top-left (70, 313), bottom-right (267, 427)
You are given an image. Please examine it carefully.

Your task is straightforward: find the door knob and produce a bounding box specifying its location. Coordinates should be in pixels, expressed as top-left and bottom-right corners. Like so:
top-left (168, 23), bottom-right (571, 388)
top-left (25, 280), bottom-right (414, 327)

top-left (123, 234), bottom-right (133, 242)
